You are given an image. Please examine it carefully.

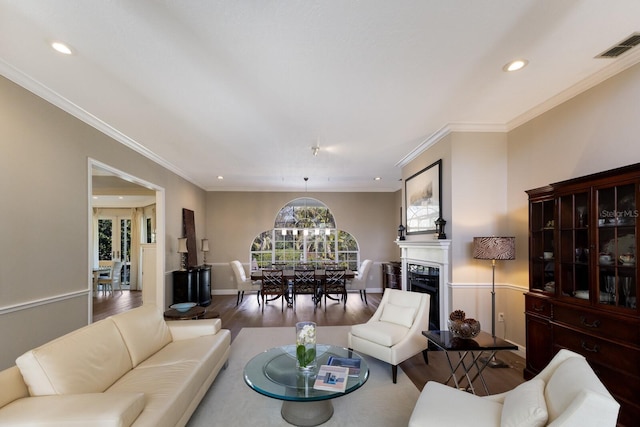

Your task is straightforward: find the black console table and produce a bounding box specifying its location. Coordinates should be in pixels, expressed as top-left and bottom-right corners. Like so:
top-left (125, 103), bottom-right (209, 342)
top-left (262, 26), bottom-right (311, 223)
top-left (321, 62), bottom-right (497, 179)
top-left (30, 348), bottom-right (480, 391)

top-left (173, 265), bottom-right (211, 306)
top-left (423, 330), bottom-right (517, 395)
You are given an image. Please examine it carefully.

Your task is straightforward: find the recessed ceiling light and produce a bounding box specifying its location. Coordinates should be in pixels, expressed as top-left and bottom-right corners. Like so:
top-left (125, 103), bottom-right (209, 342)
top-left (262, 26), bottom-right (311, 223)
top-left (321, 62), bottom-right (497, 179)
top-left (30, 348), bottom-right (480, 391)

top-left (503, 59), bottom-right (528, 72)
top-left (51, 41), bottom-right (73, 55)
top-left (374, 177), bottom-right (381, 181)
top-left (217, 175), bottom-right (224, 180)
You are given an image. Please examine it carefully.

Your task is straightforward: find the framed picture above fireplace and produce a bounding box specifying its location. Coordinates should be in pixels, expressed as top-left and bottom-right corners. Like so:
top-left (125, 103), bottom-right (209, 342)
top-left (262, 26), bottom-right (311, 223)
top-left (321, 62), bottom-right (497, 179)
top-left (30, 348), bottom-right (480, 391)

top-left (405, 159), bottom-right (442, 235)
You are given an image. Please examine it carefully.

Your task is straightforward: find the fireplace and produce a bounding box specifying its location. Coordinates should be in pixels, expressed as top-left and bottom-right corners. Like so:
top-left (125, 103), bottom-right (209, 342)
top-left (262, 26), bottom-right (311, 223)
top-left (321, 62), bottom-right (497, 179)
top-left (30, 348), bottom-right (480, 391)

top-left (396, 240), bottom-right (451, 331)
top-left (407, 264), bottom-right (440, 330)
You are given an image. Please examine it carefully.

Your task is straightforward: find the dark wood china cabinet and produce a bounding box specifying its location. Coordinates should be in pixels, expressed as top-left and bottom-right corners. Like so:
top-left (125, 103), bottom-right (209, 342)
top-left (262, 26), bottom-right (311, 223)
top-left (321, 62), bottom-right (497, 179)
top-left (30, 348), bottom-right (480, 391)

top-left (526, 164), bottom-right (640, 427)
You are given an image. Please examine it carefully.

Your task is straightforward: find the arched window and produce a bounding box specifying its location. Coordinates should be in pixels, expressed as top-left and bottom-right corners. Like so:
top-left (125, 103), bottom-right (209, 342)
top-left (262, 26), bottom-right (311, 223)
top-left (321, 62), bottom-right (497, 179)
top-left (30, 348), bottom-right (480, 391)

top-left (250, 198), bottom-right (359, 270)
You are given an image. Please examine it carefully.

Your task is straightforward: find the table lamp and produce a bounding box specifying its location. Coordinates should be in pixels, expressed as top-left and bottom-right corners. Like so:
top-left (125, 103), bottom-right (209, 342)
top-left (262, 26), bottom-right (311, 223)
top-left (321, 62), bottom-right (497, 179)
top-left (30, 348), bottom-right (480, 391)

top-left (201, 238), bottom-right (210, 264)
top-left (178, 237), bottom-right (188, 270)
top-left (473, 236), bottom-right (515, 367)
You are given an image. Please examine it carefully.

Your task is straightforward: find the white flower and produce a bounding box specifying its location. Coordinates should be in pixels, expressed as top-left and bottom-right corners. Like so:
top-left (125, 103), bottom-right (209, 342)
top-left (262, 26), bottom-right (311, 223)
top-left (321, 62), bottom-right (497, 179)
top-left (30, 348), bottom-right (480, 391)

top-left (297, 324), bottom-right (316, 345)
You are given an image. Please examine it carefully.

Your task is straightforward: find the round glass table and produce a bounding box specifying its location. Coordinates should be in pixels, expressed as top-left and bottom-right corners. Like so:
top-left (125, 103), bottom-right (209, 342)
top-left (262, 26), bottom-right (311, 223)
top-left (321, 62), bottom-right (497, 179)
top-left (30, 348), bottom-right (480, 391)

top-left (244, 344), bottom-right (369, 426)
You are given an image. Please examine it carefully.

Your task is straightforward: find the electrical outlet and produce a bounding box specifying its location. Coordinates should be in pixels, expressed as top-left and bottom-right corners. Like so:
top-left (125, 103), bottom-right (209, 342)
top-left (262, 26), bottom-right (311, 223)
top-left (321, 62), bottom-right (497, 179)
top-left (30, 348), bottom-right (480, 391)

top-left (498, 312), bottom-right (505, 322)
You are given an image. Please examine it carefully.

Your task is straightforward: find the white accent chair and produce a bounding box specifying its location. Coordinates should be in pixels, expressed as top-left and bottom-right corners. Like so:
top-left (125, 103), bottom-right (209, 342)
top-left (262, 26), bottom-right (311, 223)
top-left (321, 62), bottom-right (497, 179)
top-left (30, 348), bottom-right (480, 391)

top-left (230, 260), bottom-right (261, 306)
top-left (347, 259), bottom-right (372, 304)
top-left (348, 288), bottom-right (430, 383)
top-left (408, 349), bottom-right (620, 427)
top-left (97, 261), bottom-right (123, 292)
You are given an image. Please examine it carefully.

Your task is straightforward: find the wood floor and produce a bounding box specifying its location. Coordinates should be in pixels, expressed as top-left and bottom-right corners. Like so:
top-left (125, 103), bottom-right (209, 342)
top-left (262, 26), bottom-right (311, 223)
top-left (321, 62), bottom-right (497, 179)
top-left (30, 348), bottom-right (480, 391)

top-left (93, 289), bottom-right (525, 394)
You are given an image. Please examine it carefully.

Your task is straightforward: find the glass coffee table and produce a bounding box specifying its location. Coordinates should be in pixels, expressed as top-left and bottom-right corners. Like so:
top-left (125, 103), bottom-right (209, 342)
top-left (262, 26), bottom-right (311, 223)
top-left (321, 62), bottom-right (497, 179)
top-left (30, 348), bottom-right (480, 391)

top-left (244, 344), bottom-right (369, 426)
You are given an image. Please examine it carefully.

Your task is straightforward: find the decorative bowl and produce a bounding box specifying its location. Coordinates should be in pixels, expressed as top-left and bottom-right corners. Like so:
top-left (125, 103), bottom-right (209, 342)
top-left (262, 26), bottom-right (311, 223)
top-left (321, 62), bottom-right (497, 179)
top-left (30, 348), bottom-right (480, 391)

top-left (619, 253), bottom-right (635, 264)
top-left (170, 302), bottom-right (197, 312)
top-left (448, 319), bottom-right (480, 339)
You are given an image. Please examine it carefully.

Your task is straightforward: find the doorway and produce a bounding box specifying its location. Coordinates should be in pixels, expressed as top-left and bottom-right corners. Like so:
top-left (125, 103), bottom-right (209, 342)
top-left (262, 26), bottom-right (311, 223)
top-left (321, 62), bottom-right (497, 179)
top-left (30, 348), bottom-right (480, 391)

top-left (89, 159), bottom-right (165, 320)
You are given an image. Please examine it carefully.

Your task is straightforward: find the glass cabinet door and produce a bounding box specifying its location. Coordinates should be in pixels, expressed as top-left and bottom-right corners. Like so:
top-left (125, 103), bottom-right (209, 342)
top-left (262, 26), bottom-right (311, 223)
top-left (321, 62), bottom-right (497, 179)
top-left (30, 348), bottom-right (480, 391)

top-left (558, 192), bottom-right (590, 300)
top-left (596, 183), bottom-right (637, 310)
top-left (530, 198), bottom-right (556, 293)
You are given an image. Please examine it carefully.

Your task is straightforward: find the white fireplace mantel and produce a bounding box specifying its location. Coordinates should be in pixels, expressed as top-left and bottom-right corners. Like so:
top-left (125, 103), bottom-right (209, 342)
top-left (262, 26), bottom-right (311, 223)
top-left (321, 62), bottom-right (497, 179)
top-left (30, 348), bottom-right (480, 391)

top-left (396, 239), bottom-right (451, 330)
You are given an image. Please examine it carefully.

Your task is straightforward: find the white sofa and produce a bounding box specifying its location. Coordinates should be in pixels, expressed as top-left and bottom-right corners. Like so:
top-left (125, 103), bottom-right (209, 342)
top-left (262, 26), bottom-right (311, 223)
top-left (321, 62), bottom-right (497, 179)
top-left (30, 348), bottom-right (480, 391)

top-left (0, 304), bottom-right (231, 427)
top-left (408, 349), bottom-right (620, 427)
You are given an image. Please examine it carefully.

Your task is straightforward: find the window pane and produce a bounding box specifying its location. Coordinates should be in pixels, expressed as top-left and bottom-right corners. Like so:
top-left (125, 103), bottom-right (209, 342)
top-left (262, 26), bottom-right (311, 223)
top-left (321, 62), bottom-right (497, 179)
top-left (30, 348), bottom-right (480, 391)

top-left (98, 219), bottom-right (112, 260)
top-left (251, 199), bottom-right (358, 269)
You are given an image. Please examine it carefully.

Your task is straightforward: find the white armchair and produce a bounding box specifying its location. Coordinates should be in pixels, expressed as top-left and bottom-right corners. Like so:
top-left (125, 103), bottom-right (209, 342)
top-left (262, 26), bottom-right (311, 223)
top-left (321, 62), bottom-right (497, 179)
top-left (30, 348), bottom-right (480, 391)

top-left (409, 349), bottom-right (620, 427)
top-left (230, 260), bottom-right (261, 306)
top-left (348, 288), bottom-right (430, 383)
top-left (347, 259), bottom-right (372, 304)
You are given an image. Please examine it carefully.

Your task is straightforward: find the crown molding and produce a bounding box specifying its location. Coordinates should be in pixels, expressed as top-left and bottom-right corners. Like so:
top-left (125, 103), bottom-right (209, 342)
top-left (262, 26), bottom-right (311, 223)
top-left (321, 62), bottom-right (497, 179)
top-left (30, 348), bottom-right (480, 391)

top-left (396, 49), bottom-right (640, 168)
top-left (0, 59), bottom-right (205, 190)
top-left (506, 48), bottom-right (640, 130)
top-left (395, 122), bottom-right (506, 168)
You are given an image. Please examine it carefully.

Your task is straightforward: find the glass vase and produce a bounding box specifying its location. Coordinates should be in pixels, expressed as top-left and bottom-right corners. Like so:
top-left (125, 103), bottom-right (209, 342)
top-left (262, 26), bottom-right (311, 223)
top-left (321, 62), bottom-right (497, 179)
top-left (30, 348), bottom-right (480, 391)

top-left (295, 321), bottom-right (317, 372)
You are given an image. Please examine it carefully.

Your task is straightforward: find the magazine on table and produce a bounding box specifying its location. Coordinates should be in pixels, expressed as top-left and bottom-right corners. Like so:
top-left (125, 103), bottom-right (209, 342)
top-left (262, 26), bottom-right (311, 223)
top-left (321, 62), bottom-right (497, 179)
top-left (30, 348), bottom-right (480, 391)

top-left (313, 365), bottom-right (349, 392)
top-left (326, 356), bottom-right (361, 377)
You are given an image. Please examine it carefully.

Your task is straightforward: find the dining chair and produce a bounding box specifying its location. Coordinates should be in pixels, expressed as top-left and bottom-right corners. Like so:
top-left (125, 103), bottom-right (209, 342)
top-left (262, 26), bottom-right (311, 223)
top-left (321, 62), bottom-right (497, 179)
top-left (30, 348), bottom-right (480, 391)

top-left (292, 267), bottom-right (319, 312)
top-left (271, 262), bottom-right (287, 270)
top-left (261, 269), bottom-right (286, 312)
top-left (323, 267), bottom-right (347, 311)
top-left (230, 260), bottom-right (261, 306)
top-left (97, 261), bottom-right (124, 292)
top-left (347, 259), bottom-right (373, 305)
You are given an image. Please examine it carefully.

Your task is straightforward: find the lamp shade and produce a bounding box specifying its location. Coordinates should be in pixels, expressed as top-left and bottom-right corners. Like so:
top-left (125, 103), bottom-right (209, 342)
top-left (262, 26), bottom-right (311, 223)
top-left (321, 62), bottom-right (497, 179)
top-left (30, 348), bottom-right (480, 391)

top-left (201, 238), bottom-right (209, 252)
top-left (473, 237), bottom-right (515, 260)
top-left (177, 237), bottom-right (188, 253)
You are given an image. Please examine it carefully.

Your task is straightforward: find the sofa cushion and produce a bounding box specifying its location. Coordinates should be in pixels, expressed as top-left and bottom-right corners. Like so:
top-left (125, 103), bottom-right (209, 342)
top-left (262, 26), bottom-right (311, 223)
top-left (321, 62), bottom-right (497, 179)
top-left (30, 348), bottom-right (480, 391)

top-left (16, 319), bottom-right (132, 396)
top-left (544, 356), bottom-right (612, 423)
top-left (350, 321), bottom-right (408, 347)
top-left (0, 367), bottom-right (28, 408)
top-left (0, 392), bottom-right (144, 427)
top-left (380, 303), bottom-right (417, 328)
top-left (387, 288), bottom-right (422, 309)
top-left (107, 332), bottom-right (230, 427)
top-left (166, 318), bottom-right (222, 341)
top-left (501, 378), bottom-right (548, 427)
top-left (409, 381), bottom-right (503, 427)
top-left (110, 305), bottom-right (172, 367)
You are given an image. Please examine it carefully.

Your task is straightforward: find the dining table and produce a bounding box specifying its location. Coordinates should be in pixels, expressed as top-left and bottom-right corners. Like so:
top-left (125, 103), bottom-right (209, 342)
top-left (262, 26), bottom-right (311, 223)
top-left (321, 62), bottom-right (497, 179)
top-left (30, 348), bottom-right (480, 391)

top-left (249, 268), bottom-right (355, 281)
top-left (250, 268), bottom-right (356, 308)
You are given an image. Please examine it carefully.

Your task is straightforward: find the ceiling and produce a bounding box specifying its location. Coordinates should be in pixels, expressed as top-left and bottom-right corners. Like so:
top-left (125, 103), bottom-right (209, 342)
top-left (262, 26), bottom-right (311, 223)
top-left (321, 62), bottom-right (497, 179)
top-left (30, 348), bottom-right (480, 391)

top-left (2, 1), bottom-right (640, 192)
top-left (92, 174), bottom-right (156, 208)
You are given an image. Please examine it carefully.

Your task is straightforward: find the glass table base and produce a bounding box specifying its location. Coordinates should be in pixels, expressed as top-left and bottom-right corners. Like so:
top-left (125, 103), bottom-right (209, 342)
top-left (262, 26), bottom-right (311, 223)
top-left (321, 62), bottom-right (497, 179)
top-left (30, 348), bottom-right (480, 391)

top-left (281, 400), bottom-right (333, 426)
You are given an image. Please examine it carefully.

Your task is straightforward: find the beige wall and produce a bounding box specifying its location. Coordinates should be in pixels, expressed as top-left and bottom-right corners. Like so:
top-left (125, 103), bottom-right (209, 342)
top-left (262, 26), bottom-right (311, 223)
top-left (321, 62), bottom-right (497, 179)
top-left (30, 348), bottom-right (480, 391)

top-left (0, 76), bottom-right (206, 369)
top-left (203, 191), bottom-right (400, 292)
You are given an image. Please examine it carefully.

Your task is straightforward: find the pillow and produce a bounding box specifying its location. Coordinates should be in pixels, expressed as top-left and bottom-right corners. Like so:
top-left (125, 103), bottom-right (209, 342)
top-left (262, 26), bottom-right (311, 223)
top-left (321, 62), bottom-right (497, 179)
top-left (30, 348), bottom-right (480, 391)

top-left (501, 378), bottom-right (548, 427)
top-left (380, 303), bottom-right (417, 328)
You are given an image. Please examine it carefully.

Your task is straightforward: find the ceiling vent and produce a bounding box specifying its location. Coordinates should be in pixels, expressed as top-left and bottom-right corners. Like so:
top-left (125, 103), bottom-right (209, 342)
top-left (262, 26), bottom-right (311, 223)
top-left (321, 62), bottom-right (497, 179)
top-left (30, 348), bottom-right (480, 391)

top-left (597, 32), bottom-right (640, 58)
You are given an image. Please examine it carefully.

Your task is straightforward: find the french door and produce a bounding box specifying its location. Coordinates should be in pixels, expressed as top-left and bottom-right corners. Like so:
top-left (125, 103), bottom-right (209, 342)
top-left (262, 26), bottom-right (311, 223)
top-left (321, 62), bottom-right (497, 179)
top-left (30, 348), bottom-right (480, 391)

top-left (98, 216), bottom-right (131, 284)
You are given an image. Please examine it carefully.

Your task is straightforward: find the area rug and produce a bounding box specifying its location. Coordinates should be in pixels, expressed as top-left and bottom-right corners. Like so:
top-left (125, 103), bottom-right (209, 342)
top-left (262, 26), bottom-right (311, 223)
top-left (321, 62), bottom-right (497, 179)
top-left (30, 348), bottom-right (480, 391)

top-left (187, 326), bottom-right (420, 426)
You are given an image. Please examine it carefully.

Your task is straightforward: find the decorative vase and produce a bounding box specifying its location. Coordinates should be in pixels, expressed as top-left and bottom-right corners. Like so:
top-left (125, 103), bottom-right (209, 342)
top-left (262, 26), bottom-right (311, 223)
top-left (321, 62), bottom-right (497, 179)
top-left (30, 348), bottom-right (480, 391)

top-left (295, 321), bottom-right (317, 372)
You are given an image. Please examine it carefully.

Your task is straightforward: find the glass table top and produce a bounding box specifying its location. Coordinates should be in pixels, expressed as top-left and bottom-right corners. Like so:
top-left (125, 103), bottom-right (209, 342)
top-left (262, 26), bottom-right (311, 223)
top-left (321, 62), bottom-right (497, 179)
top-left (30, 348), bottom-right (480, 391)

top-left (244, 344), bottom-right (369, 402)
top-left (423, 330), bottom-right (518, 351)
